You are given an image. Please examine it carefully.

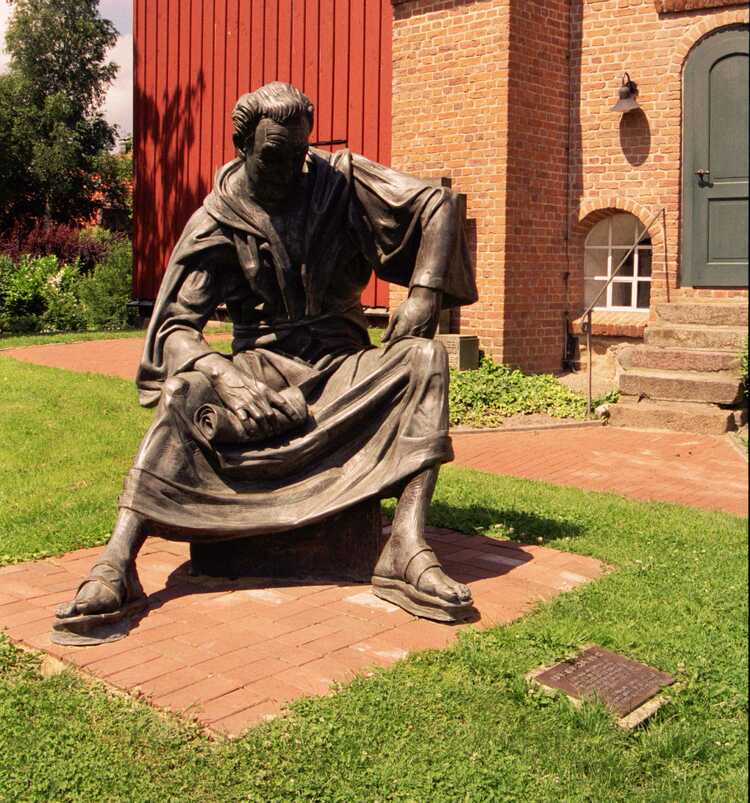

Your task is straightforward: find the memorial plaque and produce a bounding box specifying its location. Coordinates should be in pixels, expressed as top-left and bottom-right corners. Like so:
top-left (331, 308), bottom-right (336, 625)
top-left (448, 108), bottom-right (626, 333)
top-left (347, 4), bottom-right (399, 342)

top-left (532, 646), bottom-right (674, 719)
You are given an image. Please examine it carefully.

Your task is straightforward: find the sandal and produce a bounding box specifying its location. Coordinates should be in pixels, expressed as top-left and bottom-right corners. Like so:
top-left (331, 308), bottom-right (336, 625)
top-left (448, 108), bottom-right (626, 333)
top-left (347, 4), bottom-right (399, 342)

top-left (371, 548), bottom-right (474, 623)
top-left (51, 561), bottom-right (147, 646)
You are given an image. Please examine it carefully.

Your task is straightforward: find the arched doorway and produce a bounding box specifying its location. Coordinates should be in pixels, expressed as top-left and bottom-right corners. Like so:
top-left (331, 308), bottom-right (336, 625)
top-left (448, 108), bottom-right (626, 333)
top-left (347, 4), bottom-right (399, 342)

top-left (682, 27), bottom-right (749, 287)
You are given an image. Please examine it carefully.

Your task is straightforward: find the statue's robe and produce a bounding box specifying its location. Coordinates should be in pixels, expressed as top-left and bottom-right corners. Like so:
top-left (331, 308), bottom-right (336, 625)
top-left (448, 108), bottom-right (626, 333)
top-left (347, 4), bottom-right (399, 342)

top-left (120, 149), bottom-right (477, 540)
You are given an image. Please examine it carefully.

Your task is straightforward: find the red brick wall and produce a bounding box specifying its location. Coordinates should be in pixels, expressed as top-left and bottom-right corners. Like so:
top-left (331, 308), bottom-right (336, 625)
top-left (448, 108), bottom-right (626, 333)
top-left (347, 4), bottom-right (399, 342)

top-left (390, 0), bottom-right (512, 362)
top-left (391, 0), bottom-right (749, 372)
top-left (569, 1), bottom-right (749, 315)
top-left (502, 0), bottom-right (571, 371)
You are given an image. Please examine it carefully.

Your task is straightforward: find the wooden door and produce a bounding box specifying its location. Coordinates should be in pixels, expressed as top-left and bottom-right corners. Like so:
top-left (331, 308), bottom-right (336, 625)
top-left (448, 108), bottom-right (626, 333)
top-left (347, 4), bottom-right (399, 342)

top-left (682, 28), bottom-right (749, 287)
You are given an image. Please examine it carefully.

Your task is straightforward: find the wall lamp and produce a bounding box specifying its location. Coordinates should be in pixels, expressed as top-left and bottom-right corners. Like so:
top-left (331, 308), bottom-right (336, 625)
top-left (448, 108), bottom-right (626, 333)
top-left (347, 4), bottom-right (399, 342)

top-left (611, 73), bottom-right (640, 114)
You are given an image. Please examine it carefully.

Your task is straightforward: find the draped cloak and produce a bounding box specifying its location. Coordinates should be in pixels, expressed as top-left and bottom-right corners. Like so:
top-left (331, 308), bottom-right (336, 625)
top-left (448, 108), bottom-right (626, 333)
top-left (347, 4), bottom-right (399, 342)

top-left (119, 148), bottom-right (477, 541)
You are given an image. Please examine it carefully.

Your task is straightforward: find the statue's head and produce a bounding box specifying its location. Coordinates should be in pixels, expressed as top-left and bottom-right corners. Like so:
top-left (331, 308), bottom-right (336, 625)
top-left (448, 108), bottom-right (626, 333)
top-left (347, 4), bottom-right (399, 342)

top-left (232, 82), bottom-right (314, 208)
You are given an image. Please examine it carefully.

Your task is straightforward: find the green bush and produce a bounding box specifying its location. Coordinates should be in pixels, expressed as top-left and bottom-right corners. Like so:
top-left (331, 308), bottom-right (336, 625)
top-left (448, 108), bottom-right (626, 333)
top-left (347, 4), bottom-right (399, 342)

top-left (449, 357), bottom-right (589, 426)
top-left (740, 338), bottom-right (748, 395)
top-left (78, 239), bottom-right (133, 330)
top-left (0, 254), bottom-right (61, 333)
top-left (0, 239), bottom-right (134, 335)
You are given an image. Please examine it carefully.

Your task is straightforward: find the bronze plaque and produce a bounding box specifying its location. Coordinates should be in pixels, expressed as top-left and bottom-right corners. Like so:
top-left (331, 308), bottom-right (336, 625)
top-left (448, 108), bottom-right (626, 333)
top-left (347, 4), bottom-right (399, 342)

top-left (534, 646), bottom-right (674, 717)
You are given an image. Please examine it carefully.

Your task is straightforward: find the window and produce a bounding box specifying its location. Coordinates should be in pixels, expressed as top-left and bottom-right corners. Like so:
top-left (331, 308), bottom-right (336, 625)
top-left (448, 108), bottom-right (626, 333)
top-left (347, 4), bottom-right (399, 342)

top-left (584, 213), bottom-right (652, 310)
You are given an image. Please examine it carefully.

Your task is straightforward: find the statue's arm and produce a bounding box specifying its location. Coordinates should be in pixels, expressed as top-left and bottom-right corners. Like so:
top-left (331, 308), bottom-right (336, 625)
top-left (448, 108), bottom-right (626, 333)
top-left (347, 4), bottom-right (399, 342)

top-left (157, 250), bottom-right (228, 377)
top-left (155, 248), bottom-right (305, 435)
top-left (349, 153), bottom-right (466, 340)
top-left (381, 193), bottom-right (461, 341)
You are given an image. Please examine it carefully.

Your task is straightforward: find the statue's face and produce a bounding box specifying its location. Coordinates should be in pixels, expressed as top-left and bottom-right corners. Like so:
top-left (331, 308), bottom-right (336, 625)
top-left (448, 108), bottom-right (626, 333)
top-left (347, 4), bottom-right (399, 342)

top-left (244, 116), bottom-right (310, 208)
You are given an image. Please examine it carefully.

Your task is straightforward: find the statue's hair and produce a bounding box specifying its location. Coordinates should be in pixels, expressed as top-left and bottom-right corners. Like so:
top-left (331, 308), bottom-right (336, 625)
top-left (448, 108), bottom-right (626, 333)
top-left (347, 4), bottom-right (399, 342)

top-left (232, 82), bottom-right (314, 151)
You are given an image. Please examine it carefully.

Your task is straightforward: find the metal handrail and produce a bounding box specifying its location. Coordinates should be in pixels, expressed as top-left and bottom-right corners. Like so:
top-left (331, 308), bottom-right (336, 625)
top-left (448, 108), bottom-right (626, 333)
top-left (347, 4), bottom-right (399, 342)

top-left (580, 207), bottom-right (663, 415)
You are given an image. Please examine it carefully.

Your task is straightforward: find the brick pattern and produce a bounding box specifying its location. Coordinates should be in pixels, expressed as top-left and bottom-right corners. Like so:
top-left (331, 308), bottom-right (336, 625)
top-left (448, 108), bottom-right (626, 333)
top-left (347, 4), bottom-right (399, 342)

top-left (0, 529), bottom-right (604, 737)
top-left (452, 428), bottom-right (749, 517)
top-left (391, 0), bottom-right (748, 372)
top-left (654, 0), bottom-right (747, 12)
top-left (569, 311), bottom-right (649, 338)
top-left (391, 0), bottom-right (512, 361)
top-left (569, 1), bottom-right (749, 315)
top-left (502, 0), bottom-right (572, 372)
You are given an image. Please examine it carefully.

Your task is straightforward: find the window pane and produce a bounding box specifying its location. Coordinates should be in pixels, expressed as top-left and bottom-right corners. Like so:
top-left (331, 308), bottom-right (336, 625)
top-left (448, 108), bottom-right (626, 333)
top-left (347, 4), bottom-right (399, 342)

top-left (637, 248), bottom-right (652, 277)
top-left (585, 278), bottom-right (606, 306)
top-left (612, 249), bottom-right (635, 277)
top-left (584, 248), bottom-right (608, 277)
top-left (611, 281), bottom-right (633, 307)
top-left (611, 214), bottom-right (637, 246)
top-left (637, 281), bottom-right (651, 309)
top-left (586, 220), bottom-right (609, 246)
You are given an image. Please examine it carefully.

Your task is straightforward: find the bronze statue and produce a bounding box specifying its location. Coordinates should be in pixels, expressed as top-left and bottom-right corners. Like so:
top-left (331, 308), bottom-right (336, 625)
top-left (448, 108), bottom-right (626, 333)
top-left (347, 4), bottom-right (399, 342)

top-left (54, 82), bottom-right (478, 643)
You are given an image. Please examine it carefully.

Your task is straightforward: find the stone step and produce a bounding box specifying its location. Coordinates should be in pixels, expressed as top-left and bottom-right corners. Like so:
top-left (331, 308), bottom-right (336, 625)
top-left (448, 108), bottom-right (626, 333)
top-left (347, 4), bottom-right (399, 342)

top-left (608, 397), bottom-right (744, 435)
top-left (619, 368), bottom-right (743, 404)
top-left (617, 345), bottom-right (740, 373)
top-left (644, 323), bottom-right (747, 351)
top-left (656, 302), bottom-right (748, 327)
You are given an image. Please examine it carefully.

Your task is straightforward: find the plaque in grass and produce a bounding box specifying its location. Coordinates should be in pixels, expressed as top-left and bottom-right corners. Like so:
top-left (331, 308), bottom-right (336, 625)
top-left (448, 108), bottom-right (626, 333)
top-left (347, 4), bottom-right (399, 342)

top-left (529, 646), bottom-right (674, 728)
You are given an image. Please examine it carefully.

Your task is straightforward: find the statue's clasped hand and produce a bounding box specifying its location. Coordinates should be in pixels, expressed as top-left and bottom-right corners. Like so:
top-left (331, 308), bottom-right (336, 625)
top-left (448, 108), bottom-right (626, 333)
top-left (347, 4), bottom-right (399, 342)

top-left (382, 286), bottom-right (442, 343)
top-left (196, 355), bottom-right (307, 439)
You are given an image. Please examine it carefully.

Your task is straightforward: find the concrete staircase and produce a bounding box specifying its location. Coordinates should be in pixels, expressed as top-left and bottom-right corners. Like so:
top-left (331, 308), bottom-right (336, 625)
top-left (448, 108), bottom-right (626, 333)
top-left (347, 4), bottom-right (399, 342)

top-left (608, 301), bottom-right (747, 434)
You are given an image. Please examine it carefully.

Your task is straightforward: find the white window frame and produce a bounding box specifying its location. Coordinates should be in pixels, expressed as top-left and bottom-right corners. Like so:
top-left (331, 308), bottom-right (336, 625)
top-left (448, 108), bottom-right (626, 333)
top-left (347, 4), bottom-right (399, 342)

top-left (584, 215), bottom-right (652, 312)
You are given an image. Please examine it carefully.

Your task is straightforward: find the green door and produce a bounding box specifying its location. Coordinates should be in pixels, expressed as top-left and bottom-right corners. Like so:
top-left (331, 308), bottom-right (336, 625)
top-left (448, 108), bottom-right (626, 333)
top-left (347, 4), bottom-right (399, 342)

top-left (682, 28), bottom-right (749, 287)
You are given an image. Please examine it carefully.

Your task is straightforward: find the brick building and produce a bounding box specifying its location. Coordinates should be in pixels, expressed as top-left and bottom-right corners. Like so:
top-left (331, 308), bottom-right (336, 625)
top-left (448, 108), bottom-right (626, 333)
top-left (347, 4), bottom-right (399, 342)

top-left (134, 1), bottom-right (748, 428)
top-left (390, 0), bottom-right (748, 375)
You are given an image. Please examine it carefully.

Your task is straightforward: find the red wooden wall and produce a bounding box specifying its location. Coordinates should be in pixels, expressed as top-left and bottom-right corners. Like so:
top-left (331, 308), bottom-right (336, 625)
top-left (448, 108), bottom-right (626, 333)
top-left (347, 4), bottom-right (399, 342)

top-left (133, 0), bottom-right (392, 308)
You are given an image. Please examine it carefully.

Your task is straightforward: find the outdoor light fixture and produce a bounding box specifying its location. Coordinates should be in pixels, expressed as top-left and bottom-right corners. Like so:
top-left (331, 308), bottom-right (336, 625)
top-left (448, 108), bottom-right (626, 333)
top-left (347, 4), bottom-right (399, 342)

top-left (611, 73), bottom-right (640, 114)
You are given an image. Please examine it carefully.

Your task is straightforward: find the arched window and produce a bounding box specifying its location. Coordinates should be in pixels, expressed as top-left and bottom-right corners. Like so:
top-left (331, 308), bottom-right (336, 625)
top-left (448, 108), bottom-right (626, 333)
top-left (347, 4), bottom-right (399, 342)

top-left (584, 213), bottom-right (652, 310)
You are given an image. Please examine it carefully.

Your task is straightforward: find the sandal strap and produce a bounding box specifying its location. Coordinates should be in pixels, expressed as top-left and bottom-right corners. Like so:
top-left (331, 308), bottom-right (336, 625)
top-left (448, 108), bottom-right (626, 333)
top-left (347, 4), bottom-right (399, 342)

top-left (404, 548), bottom-right (442, 590)
top-left (74, 561), bottom-right (127, 603)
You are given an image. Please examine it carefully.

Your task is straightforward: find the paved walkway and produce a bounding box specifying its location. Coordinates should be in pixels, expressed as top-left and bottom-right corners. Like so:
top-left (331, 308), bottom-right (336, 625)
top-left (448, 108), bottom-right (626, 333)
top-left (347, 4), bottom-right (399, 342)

top-left (3, 337), bottom-right (747, 517)
top-left (0, 527), bottom-right (604, 737)
top-left (453, 428), bottom-right (748, 517)
top-left (1, 334), bottom-right (230, 381)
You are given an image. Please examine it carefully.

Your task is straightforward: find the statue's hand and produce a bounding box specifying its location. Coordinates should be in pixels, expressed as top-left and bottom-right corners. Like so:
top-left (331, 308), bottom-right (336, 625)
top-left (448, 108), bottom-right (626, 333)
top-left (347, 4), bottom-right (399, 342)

top-left (382, 286), bottom-right (441, 342)
top-left (195, 356), bottom-right (305, 437)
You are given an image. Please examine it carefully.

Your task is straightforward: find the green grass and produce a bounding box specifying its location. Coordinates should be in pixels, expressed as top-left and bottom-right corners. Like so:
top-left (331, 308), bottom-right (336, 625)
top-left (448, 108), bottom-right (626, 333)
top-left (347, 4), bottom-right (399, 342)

top-left (0, 356), bottom-right (747, 802)
top-left (0, 328), bottom-right (146, 350)
top-left (0, 323), bottom-right (234, 351)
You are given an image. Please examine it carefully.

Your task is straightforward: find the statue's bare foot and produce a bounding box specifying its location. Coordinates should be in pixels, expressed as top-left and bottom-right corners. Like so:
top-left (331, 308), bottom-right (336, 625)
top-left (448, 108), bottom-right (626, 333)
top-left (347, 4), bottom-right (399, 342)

top-left (372, 534), bottom-right (474, 623)
top-left (56, 561), bottom-right (143, 620)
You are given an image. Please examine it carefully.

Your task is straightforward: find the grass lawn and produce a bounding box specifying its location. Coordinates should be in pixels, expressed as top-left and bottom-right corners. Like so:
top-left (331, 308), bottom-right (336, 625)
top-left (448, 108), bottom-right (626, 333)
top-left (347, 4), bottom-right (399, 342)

top-left (0, 323), bottom-right (234, 351)
top-left (0, 356), bottom-right (747, 802)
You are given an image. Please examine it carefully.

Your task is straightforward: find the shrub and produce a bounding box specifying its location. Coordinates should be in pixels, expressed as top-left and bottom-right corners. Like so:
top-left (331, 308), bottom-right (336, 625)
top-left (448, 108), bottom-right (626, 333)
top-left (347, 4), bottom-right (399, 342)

top-left (0, 254), bottom-right (59, 330)
top-left (0, 255), bottom-right (90, 334)
top-left (78, 239), bottom-right (133, 330)
top-left (40, 262), bottom-right (87, 332)
top-left (740, 338), bottom-right (748, 395)
top-left (448, 357), bottom-right (589, 426)
top-left (0, 221), bottom-right (114, 272)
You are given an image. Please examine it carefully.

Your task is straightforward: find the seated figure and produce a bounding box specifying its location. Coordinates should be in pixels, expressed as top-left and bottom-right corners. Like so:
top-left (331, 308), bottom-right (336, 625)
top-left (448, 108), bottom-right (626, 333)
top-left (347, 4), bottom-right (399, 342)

top-left (55, 82), bottom-right (478, 638)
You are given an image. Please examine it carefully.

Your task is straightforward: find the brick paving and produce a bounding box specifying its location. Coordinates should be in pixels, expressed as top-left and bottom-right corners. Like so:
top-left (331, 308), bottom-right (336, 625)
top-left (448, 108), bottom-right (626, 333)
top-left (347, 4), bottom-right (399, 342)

top-left (3, 337), bottom-right (747, 516)
top-left (0, 527), bottom-right (604, 737)
top-left (452, 427), bottom-right (748, 517)
top-left (1, 335), bottom-right (229, 381)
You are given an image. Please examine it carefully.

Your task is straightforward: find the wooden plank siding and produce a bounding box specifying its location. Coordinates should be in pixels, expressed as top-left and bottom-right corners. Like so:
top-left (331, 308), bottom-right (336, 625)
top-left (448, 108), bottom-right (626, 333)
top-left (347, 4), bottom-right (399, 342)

top-left (133, 0), bottom-right (392, 308)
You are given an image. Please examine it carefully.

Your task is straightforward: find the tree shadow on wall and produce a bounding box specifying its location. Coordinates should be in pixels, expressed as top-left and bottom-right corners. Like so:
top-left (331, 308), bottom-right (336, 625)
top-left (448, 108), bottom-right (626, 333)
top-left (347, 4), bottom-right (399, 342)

top-left (619, 108), bottom-right (651, 167)
top-left (134, 70), bottom-right (206, 299)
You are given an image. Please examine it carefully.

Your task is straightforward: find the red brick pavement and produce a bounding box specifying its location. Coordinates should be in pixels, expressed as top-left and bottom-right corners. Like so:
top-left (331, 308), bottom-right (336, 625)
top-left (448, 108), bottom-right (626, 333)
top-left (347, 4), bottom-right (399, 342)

top-left (452, 428), bottom-right (748, 518)
top-left (0, 528), bottom-right (604, 737)
top-left (2, 335), bottom-right (230, 381)
top-left (3, 336), bottom-right (746, 516)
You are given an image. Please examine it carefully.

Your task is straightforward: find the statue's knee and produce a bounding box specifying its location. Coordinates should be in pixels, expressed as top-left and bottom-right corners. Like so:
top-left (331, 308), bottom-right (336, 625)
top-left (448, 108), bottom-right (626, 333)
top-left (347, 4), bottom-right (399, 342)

top-left (414, 338), bottom-right (448, 373)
